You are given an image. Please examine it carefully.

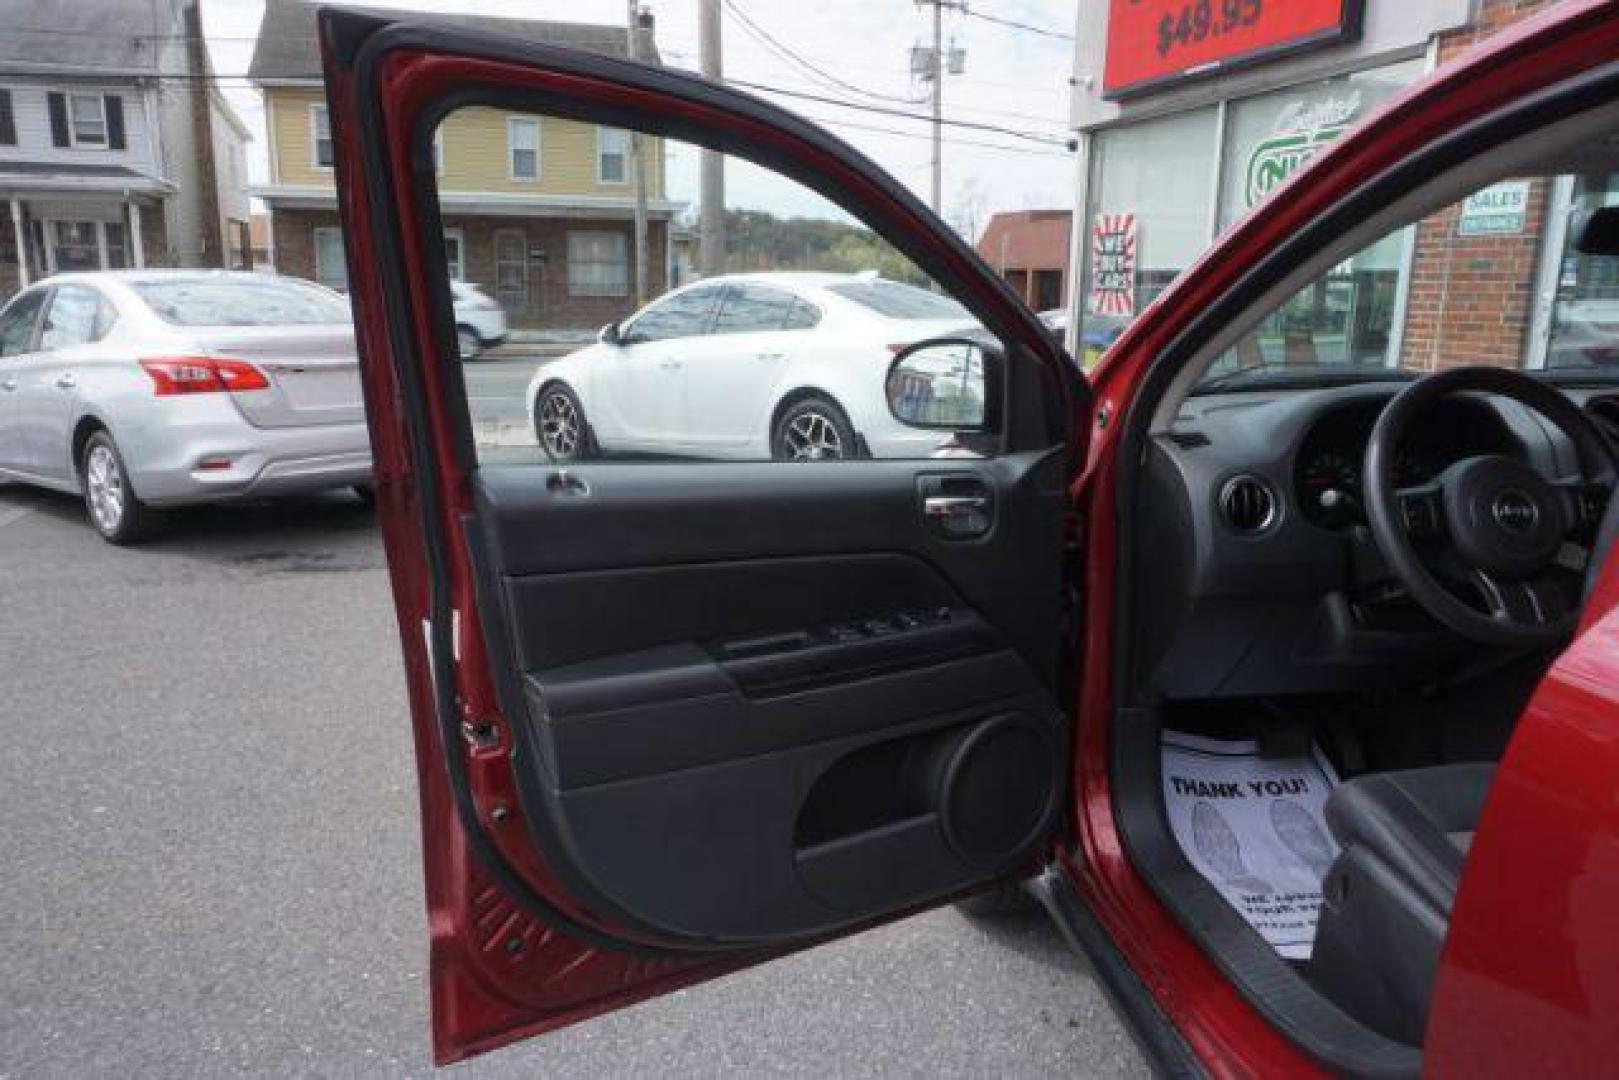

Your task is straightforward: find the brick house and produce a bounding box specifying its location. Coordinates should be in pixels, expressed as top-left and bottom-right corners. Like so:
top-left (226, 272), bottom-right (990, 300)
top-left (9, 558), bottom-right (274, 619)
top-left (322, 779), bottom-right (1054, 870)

top-left (248, 0), bottom-right (681, 330)
top-left (0, 0), bottom-right (253, 299)
top-left (975, 210), bottom-right (1071, 313)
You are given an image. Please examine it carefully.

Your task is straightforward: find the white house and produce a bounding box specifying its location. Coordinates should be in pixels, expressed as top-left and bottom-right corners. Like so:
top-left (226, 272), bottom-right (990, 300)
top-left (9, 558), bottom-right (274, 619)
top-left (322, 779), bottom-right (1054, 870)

top-left (0, 0), bottom-right (253, 297)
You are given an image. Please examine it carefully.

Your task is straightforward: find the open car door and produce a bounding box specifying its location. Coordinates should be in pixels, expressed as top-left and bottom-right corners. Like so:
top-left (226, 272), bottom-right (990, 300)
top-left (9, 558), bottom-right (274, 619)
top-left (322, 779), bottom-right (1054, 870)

top-left (319, 7), bottom-right (1090, 1064)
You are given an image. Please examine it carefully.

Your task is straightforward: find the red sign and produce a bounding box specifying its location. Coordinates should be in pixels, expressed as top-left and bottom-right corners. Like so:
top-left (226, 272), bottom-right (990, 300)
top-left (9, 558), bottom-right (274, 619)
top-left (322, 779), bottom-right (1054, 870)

top-left (1103, 0), bottom-right (1361, 99)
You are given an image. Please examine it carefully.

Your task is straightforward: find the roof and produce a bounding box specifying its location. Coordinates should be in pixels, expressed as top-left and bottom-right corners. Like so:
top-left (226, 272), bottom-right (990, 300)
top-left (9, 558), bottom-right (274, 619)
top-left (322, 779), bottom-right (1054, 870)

top-left (0, 160), bottom-right (173, 197)
top-left (249, 0), bottom-right (650, 83)
top-left (0, 0), bottom-right (179, 74)
top-left (975, 210), bottom-right (1072, 273)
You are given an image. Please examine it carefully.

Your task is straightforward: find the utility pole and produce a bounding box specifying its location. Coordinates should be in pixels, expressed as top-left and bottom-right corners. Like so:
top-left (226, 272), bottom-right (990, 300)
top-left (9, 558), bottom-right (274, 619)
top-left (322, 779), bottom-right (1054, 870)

top-left (698, 0), bottom-right (726, 276)
top-left (627, 2), bottom-right (651, 306)
top-left (929, 0), bottom-right (943, 214)
top-left (912, 1), bottom-right (963, 216)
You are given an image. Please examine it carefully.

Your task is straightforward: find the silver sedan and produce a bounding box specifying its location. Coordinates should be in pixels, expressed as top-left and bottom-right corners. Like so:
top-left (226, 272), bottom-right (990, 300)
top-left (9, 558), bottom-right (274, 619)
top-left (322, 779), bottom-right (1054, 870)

top-left (0, 271), bottom-right (370, 543)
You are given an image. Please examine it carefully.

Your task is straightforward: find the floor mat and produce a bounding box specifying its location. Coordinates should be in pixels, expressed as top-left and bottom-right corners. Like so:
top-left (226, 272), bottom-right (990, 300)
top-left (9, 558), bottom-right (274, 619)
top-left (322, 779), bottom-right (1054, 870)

top-left (1160, 732), bottom-right (1341, 960)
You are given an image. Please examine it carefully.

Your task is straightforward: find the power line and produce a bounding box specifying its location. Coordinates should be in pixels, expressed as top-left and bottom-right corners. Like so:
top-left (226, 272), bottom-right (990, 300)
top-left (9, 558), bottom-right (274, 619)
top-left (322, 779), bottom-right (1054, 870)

top-left (959, 8), bottom-right (1074, 41)
top-left (662, 48), bottom-right (1068, 126)
top-left (724, 78), bottom-right (1070, 146)
top-left (720, 0), bottom-right (924, 106)
top-left (14, 64), bottom-right (1072, 146)
top-left (784, 113), bottom-right (1070, 157)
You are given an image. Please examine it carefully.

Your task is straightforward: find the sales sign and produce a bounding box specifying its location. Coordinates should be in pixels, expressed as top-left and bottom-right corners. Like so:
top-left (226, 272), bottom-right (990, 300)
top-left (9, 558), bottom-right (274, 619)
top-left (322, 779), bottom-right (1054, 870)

top-left (1090, 214), bottom-right (1138, 318)
top-left (1457, 181), bottom-right (1531, 237)
top-left (1103, 0), bottom-right (1363, 100)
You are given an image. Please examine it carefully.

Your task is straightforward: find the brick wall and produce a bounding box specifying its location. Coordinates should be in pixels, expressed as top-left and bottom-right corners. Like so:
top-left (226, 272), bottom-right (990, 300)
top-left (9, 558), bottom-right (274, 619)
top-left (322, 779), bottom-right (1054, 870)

top-left (269, 207), bottom-right (337, 283)
top-left (272, 207), bottom-right (667, 329)
top-left (1398, 0), bottom-right (1555, 372)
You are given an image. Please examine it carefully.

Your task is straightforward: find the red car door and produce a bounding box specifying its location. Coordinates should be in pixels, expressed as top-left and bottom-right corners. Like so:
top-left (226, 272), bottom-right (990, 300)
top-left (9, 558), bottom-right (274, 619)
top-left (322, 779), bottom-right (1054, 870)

top-left (320, 8), bottom-right (1088, 1065)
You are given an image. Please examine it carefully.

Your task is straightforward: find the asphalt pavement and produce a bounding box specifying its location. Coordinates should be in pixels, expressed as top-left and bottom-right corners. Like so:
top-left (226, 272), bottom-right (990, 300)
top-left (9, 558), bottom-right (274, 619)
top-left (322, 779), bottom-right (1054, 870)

top-left (0, 448), bottom-right (1146, 1076)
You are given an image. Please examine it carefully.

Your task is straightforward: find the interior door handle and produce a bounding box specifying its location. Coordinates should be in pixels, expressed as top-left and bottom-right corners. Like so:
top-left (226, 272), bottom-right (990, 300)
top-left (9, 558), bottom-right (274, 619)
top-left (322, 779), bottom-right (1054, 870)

top-left (922, 494), bottom-right (992, 538)
top-left (55, 374), bottom-right (76, 390)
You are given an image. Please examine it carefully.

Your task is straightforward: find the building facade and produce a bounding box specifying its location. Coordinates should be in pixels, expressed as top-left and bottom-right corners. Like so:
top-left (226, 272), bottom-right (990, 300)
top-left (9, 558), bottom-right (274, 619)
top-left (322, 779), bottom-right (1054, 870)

top-left (0, 0), bottom-right (252, 299)
top-left (1065, 0), bottom-right (1579, 371)
top-left (249, 0), bottom-right (681, 330)
top-left (975, 210), bottom-right (1072, 313)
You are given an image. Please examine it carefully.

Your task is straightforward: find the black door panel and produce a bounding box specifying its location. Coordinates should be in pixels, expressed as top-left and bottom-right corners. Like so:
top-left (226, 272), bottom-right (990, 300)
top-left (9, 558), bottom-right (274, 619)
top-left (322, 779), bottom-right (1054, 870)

top-left (470, 453), bottom-right (1068, 946)
top-left (474, 452), bottom-right (1070, 682)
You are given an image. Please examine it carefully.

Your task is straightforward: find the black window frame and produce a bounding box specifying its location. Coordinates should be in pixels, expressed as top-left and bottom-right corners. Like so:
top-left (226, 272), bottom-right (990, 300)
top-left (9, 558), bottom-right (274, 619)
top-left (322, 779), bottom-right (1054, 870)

top-left (710, 282), bottom-right (802, 335)
top-left (41, 283), bottom-right (114, 350)
top-left (0, 289), bottom-right (48, 358)
top-left (621, 283), bottom-right (724, 344)
top-left (0, 89), bottom-right (16, 147)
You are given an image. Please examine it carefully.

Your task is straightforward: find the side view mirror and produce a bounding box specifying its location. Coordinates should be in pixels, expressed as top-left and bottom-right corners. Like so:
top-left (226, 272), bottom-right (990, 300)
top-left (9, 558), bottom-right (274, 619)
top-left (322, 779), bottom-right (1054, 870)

top-left (885, 337), bottom-right (996, 432)
top-left (599, 320), bottom-right (622, 346)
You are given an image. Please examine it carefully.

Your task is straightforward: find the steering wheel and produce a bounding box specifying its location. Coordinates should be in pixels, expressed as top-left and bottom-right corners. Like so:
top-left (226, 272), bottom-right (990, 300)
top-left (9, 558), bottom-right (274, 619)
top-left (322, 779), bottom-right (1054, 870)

top-left (1363, 366), bottom-right (1617, 648)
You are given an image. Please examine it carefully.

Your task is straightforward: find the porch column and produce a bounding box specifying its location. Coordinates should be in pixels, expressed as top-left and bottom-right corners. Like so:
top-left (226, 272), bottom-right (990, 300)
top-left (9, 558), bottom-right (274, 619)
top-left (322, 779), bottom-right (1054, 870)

top-left (10, 199), bottom-right (28, 288)
top-left (127, 200), bottom-right (145, 269)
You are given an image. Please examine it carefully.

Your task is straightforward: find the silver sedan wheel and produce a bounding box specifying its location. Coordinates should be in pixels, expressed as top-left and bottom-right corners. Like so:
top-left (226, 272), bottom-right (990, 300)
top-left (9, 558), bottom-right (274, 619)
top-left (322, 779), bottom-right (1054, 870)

top-left (457, 326), bottom-right (481, 360)
top-left (85, 444), bottom-right (126, 534)
top-left (538, 389), bottom-right (584, 459)
top-left (782, 410), bottom-right (845, 460)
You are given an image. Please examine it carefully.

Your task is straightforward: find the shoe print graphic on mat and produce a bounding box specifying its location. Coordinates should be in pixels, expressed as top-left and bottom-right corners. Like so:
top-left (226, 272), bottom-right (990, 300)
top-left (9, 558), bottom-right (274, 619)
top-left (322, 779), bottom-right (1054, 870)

top-left (1191, 800), bottom-right (1272, 895)
top-left (1270, 797), bottom-right (1336, 879)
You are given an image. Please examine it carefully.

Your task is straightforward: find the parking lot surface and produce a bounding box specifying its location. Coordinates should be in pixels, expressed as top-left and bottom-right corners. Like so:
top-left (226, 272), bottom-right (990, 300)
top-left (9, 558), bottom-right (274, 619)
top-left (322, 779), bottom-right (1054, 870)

top-left (0, 473), bottom-right (1145, 1077)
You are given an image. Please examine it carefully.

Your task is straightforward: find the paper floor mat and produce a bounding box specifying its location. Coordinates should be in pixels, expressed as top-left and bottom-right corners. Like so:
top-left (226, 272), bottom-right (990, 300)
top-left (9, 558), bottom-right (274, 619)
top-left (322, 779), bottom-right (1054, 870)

top-left (1160, 732), bottom-right (1341, 960)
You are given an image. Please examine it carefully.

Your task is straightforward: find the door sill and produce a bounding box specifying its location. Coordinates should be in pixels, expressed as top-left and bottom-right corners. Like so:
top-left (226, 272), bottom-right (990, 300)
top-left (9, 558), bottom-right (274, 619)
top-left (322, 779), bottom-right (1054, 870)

top-left (1027, 866), bottom-right (1203, 1078)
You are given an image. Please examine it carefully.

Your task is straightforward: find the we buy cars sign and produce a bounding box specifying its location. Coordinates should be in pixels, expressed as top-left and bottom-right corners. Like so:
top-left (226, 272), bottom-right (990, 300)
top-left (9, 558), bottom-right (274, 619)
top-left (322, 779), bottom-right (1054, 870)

top-left (1103, 0), bottom-right (1362, 99)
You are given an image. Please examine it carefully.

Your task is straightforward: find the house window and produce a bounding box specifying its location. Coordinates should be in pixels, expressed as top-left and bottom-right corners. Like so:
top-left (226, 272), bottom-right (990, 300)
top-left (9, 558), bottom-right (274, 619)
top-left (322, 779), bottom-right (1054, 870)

top-left (70, 93), bottom-right (108, 147)
top-left (495, 230), bottom-right (528, 313)
top-left (313, 227), bottom-right (347, 289)
top-left (103, 221), bottom-right (128, 270)
top-left (508, 118), bottom-right (539, 181)
top-left (0, 90), bottom-right (15, 147)
top-left (443, 229), bottom-right (465, 281)
top-left (311, 104), bottom-right (334, 169)
top-left (567, 231), bottom-right (629, 298)
top-left (598, 127), bottom-right (631, 184)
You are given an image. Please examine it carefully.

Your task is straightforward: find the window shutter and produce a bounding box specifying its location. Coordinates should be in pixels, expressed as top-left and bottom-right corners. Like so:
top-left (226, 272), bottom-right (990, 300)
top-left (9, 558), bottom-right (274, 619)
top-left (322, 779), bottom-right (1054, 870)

top-left (0, 90), bottom-right (15, 146)
top-left (105, 95), bottom-right (126, 150)
top-left (47, 92), bottom-right (69, 147)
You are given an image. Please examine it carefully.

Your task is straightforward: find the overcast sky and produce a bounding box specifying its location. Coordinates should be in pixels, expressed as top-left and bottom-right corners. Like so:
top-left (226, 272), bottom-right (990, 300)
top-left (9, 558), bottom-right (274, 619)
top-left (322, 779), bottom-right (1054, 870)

top-left (200, 0), bottom-right (1078, 236)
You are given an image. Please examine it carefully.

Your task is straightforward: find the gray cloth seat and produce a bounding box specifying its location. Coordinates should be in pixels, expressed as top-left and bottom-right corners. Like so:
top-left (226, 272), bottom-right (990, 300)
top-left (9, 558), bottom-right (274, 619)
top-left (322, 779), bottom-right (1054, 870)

top-left (1308, 763), bottom-right (1495, 1047)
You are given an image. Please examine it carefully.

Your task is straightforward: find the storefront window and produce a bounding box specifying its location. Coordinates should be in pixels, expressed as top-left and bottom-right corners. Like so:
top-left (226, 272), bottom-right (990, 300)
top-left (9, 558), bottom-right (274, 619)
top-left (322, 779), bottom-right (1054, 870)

top-left (1216, 61), bottom-right (1423, 233)
top-left (1083, 107), bottom-right (1218, 336)
top-left (1205, 170), bottom-right (1604, 382)
top-left (1548, 174), bottom-right (1619, 368)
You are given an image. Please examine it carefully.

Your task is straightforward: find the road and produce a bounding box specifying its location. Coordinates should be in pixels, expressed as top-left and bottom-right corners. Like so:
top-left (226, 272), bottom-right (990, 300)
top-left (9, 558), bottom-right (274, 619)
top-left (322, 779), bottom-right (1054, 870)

top-left (0, 469), bottom-right (1146, 1076)
top-left (463, 353), bottom-right (549, 453)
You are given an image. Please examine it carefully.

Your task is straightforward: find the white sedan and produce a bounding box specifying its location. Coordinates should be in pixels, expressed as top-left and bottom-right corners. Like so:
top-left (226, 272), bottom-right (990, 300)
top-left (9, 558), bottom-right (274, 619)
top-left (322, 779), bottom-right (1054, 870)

top-left (526, 272), bottom-right (975, 461)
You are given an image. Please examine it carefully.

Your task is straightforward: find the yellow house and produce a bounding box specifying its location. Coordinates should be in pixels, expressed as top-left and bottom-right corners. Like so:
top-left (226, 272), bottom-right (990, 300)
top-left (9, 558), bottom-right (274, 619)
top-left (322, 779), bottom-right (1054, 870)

top-left (248, 0), bottom-right (681, 329)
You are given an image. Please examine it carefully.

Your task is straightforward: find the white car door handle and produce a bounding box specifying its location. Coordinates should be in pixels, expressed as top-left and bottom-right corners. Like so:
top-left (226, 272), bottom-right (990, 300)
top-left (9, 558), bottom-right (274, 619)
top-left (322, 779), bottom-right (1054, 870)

top-left (658, 360), bottom-right (682, 370)
top-left (55, 374), bottom-right (76, 390)
top-left (0, 378), bottom-right (16, 392)
top-left (756, 351), bottom-right (785, 361)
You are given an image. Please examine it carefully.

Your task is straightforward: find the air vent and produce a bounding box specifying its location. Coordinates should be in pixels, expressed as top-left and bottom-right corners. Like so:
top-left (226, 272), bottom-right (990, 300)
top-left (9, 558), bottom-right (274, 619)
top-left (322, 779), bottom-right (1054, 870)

top-left (1167, 429), bottom-right (1211, 449)
top-left (1220, 476), bottom-right (1277, 534)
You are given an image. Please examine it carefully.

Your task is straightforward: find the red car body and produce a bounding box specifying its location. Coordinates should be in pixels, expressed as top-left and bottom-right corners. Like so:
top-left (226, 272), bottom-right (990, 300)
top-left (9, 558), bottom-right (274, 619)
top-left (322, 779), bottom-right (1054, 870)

top-left (324, 1), bottom-right (1619, 1071)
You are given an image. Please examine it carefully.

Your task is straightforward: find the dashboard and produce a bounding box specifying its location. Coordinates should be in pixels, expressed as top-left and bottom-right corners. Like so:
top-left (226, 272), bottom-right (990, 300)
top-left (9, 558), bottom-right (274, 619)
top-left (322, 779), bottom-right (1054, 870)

top-left (1293, 396), bottom-right (1526, 528)
top-left (1130, 382), bottom-right (1585, 700)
